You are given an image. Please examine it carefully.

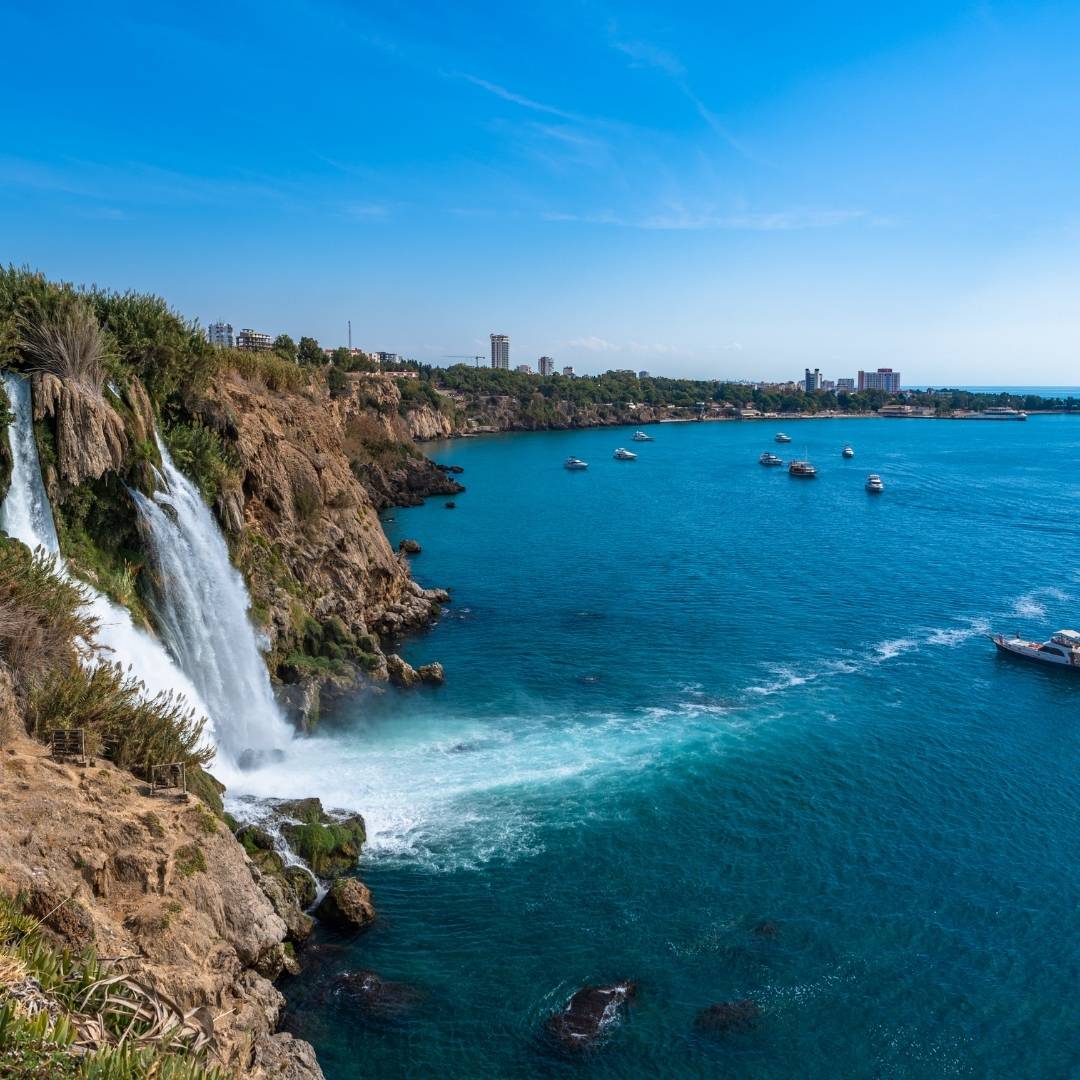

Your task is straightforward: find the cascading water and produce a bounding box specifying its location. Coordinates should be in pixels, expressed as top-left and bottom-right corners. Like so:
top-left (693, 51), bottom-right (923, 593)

top-left (131, 439), bottom-right (293, 766)
top-left (0, 372), bottom-right (216, 738)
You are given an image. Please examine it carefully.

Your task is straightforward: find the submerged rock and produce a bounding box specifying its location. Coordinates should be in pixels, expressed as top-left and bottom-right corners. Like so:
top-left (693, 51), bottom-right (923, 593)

top-left (316, 877), bottom-right (376, 930)
top-left (444, 500), bottom-right (456, 509)
top-left (546, 982), bottom-right (636, 1049)
top-left (694, 999), bottom-right (761, 1033)
top-left (751, 920), bottom-right (779, 938)
top-left (330, 969), bottom-right (421, 1017)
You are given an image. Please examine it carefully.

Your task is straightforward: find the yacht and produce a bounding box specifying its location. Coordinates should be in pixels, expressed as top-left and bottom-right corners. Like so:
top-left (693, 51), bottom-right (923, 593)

top-left (759, 452), bottom-right (784, 466)
top-left (564, 457), bottom-right (588, 470)
top-left (842, 446), bottom-right (855, 458)
top-left (865, 473), bottom-right (884, 493)
top-left (788, 459), bottom-right (816, 477)
top-left (971, 406), bottom-right (1027, 420)
top-left (613, 448), bottom-right (637, 460)
top-left (774, 433), bottom-right (792, 443)
top-left (991, 629), bottom-right (1080, 668)
top-left (631, 431), bottom-right (655, 442)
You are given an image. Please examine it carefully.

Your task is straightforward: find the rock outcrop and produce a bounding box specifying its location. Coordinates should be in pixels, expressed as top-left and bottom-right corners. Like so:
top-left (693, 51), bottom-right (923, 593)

top-left (546, 982), bottom-right (637, 1049)
top-left (0, 730), bottom-right (323, 1079)
top-left (694, 999), bottom-right (761, 1033)
top-left (32, 372), bottom-right (127, 487)
top-left (315, 878), bottom-right (376, 930)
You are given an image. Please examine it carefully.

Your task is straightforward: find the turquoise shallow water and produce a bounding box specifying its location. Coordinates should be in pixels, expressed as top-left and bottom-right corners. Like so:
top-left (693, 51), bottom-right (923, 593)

top-left (282, 417), bottom-right (1080, 1078)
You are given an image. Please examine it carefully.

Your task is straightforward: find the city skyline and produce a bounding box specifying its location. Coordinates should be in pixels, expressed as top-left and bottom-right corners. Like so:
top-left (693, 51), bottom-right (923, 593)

top-left (4, 2), bottom-right (1080, 383)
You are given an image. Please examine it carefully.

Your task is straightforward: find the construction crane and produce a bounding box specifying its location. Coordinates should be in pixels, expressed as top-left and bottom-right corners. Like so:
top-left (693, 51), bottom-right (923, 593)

top-left (443, 354), bottom-right (485, 368)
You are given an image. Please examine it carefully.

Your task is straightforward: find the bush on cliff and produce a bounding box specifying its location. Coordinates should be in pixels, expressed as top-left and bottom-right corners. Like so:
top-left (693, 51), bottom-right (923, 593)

top-left (27, 661), bottom-right (214, 773)
top-left (163, 419), bottom-right (239, 502)
top-left (0, 892), bottom-right (227, 1079)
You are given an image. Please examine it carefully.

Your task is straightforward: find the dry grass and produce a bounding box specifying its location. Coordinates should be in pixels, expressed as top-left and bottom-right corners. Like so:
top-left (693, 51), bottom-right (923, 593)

top-left (17, 300), bottom-right (108, 395)
top-left (215, 348), bottom-right (305, 393)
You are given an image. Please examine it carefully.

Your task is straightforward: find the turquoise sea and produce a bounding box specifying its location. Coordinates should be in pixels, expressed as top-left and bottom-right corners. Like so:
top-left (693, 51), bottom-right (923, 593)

top-left (281, 416), bottom-right (1080, 1078)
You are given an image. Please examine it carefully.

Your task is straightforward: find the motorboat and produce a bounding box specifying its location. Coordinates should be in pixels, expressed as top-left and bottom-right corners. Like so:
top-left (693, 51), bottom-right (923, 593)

top-left (842, 446), bottom-right (855, 458)
top-left (788, 459), bottom-right (816, 477)
top-left (631, 431), bottom-right (655, 441)
top-left (971, 406), bottom-right (1027, 420)
top-left (774, 433), bottom-right (792, 443)
top-left (991, 629), bottom-right (1080, 668)
top-left (564, 457), bottom-right (588, 470)
top-left (865, 473), bottom-right (884, 493)
top-left (613, 448), bottom-right (637, 460)
top-left (759, 452), bottom-right (784, 466)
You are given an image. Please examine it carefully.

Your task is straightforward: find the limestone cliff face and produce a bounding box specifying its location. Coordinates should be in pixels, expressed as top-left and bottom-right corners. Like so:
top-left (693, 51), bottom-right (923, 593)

top-left (0, 724), bottom-right (323, 1079)
top-left (32, 371), bottom-right (127, 487)
top-left (441, 390), bottom-right (666, 435)
top-left (196, 369), bottom-right (444, 659)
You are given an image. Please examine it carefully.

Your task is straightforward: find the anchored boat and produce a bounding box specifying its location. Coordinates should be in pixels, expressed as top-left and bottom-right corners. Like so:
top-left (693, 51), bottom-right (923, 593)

top-left (759, 452), bottom-right (784, 466)
top-left (631, 431), bottom-right (655, 441)
top-left (991, 629), bottom-right (1080, 668)
top-left (842, 446), bottom-right (855, 458)
top-left (865, 473), bottom-right (884, 493)
top-left (564, 457), bottom-right (588, 470)
top-left (613, 448), bottom-right (637, 460)
top-left (775, 433), bottom-right (792, 443)
top-left (788, 459), bottom-right (816, 477)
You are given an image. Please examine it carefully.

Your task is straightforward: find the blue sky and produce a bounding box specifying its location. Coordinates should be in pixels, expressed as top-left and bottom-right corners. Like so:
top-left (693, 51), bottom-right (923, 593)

top-left (3, 1), bottom-right (1080, 383)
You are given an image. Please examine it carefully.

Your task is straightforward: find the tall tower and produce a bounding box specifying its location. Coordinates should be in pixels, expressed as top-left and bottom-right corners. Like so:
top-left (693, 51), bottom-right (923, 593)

top-left (490, 333), bottom-right (510, 370)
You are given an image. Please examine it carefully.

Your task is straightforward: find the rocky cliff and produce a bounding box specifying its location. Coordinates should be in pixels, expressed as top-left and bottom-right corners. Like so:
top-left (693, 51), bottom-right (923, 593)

top-left (0, 722), bottom-right (322, 1079)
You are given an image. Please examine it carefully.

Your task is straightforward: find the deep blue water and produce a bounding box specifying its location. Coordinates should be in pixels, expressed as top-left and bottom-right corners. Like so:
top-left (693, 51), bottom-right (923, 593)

top-left (282, 417), bottom-right (1080, 1078)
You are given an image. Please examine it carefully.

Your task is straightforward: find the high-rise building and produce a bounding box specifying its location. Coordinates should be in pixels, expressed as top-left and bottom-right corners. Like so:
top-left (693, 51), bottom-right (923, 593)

top-left (562, 366), bottom-right (575, 377)
top-left (836, 377), bottom-right (856, 392)
top-left (538, 356), bottom-right (555, 376)
top-left (638, 370), bottom-right (650, 379)
top-left (236, 328), bottom-right (273, 351)
top-left (804, 367), bottom-right (823, 392)
top-left (490, 333), bottom-right (510, 370)
top-left (207, 321), bottom-right (234, 348)
top-left (516, 364), bottom-right (533, 374)
top-left (858, 368), bottom-right (901, 392)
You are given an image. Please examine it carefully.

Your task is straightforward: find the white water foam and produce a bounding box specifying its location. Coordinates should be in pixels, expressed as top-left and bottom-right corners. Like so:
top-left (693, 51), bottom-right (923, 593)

top-left (131, 438), bottom-right (293, 766)
top-left (0, 374), bottom-right (217, 743)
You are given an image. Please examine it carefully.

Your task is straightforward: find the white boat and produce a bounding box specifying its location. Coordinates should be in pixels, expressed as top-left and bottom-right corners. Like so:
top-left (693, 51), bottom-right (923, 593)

top-left (970, 406), bottom-right (1027, 420)
top-left (613, 448), bottom-right (637, 460)
top-left (564, 457), bottom-right (588, 470)
top-left (842, 446), bottom-right (855, 458)
top-left (991, 629), bottom-right (1080, 668)
top-left (631, 431), bottom-right (654, 441)
top-left (759, 452), bottom-right (784, 466)
top-left (865, 473), bottom-right (884, 493)
top-left (789, 459), bottom-right (816, 477)
top-left (775, 433), bottom-right (792, 443)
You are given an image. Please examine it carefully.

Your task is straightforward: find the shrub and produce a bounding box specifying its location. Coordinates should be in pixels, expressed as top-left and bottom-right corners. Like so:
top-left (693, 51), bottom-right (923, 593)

top-left (26, 661), bottom-right (213, 772)
top-left (216, 348), bottom-right (304, 393)
top-left (17, 298), bottom-right (110, 395)
top-left (174, 844), bottom-right (206, 877)
top-left (163, 419), bottom-right (238, 502)
top-left (0, 541), bottom-right (95, 692)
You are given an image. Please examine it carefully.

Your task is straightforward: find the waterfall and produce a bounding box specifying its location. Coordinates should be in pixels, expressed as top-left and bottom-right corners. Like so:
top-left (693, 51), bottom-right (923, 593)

top-left (0, 372), bottom-right (217, 741)
top-left (131, 439), bottom-right (293, 765)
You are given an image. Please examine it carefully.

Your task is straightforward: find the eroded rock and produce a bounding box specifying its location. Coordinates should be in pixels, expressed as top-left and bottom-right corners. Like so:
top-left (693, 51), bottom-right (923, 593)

top-left (315, 877), bottom-right (376, 930)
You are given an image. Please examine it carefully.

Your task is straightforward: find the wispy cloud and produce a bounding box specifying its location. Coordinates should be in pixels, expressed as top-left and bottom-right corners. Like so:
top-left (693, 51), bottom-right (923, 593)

top-left (455, 73), bottom-right (582, 122)
top-left (565, 336), bottom-right (682, 355)
top-left (343, 202), bottom-right (391, 221)
top-left (544, 206), bottom-right (874, 231)
top-left (609, 36), bottom-right (685, 77)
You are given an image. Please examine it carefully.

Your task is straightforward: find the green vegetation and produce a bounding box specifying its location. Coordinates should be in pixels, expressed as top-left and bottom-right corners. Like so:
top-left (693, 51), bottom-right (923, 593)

top-left (162, 420), bottom-right (238, 503)
top-left (26, 663), bottom-right (213, 774)
top-left (214, 347), bottom-right (304, 393)
top-left (296, 336), bottom-right (323, 367)
top-left (0, 893), bottom-right (226, 1079)
top-left (173, 845), bottom-right (206, 878)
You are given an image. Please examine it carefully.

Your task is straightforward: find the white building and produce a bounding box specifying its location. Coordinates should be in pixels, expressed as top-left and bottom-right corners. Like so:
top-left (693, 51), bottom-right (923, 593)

top-left (858, 368), bottom-right (901, 392)
top-left (538, 356), bottom-right (555, 376)
top-left (562, 365), bottom-right (575, 377)
top-left (836, 378), bottom-right (855, 392)
top-left (207, 321), bottom-right (234, 348)
top-left (236, 328), bottom-right (273, 351)
top-left (490, 333), bottom-right (510, 370)
top-left (516, 364), bottom-right (533, 374)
